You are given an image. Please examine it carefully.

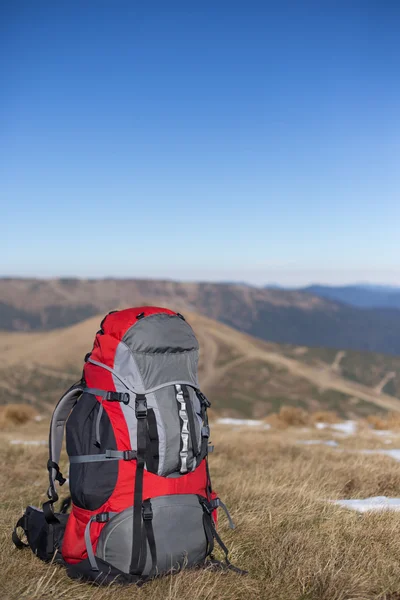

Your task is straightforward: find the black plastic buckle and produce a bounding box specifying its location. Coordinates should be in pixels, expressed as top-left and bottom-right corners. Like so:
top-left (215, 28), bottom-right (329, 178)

top-left (47, 460), bottom-right (66, 486)
top-left (106, 391), bottom-right (130, 404)
top-left (210, 497), bottom-right (220, 510)
top-left (95, 512), bottom-right (109, 523)
top-left (135, 395), bottom-right (147, 418)
top-left (121, 393), bottom-right (130, 405)
top-left (123, 450), bottom-right (136, 461)
top-left (197, 391), bottom-right (211, 408)
top-left (199, 498), bottom-right (212, 515)
top-left (142, 504), bottom-right (153, 521)
top-left (202, 425), bottom-right (210, 438)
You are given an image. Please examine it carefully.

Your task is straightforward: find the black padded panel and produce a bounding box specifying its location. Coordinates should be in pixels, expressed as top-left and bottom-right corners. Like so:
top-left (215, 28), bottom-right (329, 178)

top-left (66, 393), bottom-right (118, 510)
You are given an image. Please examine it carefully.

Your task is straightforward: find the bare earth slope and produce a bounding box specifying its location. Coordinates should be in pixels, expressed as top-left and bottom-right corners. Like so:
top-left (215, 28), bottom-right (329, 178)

top-left (1, 311), bottom-right (399, 418)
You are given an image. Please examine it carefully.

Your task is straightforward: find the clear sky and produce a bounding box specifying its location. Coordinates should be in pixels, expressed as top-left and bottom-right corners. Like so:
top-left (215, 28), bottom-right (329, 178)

top-left (1, 1), bottom-right (399, 286)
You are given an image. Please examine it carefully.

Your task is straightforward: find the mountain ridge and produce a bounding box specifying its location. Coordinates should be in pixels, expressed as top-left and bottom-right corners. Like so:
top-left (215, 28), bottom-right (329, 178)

top-left (3, 277), bottom-right (400, 355)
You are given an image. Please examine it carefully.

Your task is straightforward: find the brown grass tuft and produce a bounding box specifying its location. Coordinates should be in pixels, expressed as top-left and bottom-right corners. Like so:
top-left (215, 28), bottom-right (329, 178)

top-left (367, 413), bottom-right (400, 430)
top-left (0, 403), bottom-right (38, 429)
top-left (310, 410), bottom-right (339, 424)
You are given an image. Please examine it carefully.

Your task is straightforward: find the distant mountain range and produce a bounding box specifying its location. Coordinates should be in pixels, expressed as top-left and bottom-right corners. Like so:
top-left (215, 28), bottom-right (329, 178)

top-left (2, 277), bottom-right (400, 355)
top-left (295, 284), bottom-right (400, 310)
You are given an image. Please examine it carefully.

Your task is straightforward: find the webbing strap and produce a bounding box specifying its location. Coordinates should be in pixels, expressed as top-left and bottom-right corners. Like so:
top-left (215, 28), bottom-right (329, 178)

top-left (46, 382), bottom-right (83, 522)
top-left (84, 512), bottom-right (117, 571)
top-left (143, 500), bottom-right (157, 577)
top-left (69, 449), bottom-right (136, 463)
top-left (212, 498), bottom-right (236, 530)
top-left (129, 395), bottom-right (147, 576)
top-left (84, 388), bottom-right (130, 403)
top-left (95, 401), bottom-right (103, 447)
top-left (12, 515), bottom-right (29, 550)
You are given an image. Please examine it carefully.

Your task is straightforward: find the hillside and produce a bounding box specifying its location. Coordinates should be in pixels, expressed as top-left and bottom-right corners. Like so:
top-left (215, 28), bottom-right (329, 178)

top-left (3, 277), bottom-right (400, 355)
top-left (1, 311), bottom-right (400, 418)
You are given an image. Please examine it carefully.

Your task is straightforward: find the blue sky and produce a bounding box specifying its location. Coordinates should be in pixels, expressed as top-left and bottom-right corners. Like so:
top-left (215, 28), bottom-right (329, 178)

top-left (1, 1), bottom-right (399, 286)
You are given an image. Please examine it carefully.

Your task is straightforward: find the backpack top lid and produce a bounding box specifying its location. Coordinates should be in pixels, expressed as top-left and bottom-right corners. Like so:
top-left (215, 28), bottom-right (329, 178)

top-left (84, 306), bottom-right (200, 394)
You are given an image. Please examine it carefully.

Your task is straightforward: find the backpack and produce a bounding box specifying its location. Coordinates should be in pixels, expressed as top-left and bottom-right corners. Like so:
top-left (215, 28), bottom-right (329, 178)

top-left (13, 306), bottom-right (245, 584)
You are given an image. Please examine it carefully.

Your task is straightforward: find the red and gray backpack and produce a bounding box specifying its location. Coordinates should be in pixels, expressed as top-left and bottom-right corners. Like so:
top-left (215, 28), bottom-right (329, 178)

top-left (13, 307), bottom-right (245, 584)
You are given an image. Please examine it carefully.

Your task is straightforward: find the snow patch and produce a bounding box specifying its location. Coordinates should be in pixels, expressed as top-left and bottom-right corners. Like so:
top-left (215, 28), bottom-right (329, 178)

top-left (371, 430), bottom-right (394, 437)
top-left (34, 415), bottom-right (44, 422)
top-left (10, 439), bottom-right (47, 446)
top-left (217, 418), bottom-right (270, 430)
top-left (360, 449), bottom-right (400, 462)
top-left (316, 421), bottom-right (358, 435)
top-left (297, 440), bottom-right (338, 447)
top-left (332, 496), bottom-right (400, 512)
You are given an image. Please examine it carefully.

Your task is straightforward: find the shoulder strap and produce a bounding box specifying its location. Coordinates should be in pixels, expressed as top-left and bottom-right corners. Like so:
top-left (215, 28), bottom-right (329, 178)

top-left (47, 381), bottom-right (83, 506)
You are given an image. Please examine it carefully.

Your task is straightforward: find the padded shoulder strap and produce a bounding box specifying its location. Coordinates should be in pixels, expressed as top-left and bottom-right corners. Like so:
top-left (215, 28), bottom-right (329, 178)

top-left (48, 381), bottom-right (83, 501)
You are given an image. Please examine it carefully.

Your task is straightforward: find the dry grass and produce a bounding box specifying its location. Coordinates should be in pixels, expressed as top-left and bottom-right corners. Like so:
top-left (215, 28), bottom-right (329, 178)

top-left (266, 406), bottom-right (339, 429)
top-left (0, 404), bottom-right (37, 429)
top-left (3, 423), bottom-right (400, 599)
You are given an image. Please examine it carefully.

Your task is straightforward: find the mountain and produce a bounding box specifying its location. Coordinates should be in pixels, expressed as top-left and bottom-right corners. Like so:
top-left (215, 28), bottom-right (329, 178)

top-left (1, 311), bottom-right (400, 419)
top-left (3, 278), bottom-right (400, 355)
top-left (301, 284), bottom-right (400, 310)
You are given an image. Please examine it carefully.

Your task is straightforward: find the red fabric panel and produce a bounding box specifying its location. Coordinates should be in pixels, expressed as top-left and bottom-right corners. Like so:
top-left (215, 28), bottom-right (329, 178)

top-left (102, 306), bottom-right (177, 341)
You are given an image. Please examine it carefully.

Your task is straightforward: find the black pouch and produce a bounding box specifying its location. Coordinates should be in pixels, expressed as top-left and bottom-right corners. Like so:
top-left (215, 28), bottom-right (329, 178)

top-left (12, 504), bottom-right (70, 563)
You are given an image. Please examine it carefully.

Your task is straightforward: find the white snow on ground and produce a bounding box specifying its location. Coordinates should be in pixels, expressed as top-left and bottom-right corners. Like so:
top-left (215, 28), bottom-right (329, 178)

top-left (297, 440), bottom-right (338, 447)
top-left (360, 449), bottom-right (400, 461)
top-left (10, 439), bottom-right (47, 446)
top-left (316, 421), bottom-right (358, 435)
top-left (371, 430), bottom-right (394, 436)
top-left (332, 496), bottom-right (400, 512)
top-left (34, 415), bottom-right (44, 422)
top-left (216, 418), bottom-right (271, 429)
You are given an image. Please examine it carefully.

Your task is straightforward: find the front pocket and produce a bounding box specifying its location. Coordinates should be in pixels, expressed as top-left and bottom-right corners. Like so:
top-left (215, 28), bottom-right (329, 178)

top-left (95, 494), bottom-right (208, 575)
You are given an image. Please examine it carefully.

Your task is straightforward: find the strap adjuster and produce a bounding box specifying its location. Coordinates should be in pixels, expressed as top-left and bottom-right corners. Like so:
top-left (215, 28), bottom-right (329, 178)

top-left (135, 395), bottom-right (147, 419)
top-left (142, 504), bottom-right (153, 521)
top-left (210, 497), bottom-right (220, 510)
top-left (95, 512), bottom-right (109, 523)
top-left (123, 450), bottom-right (136, 461)
top-left (105, 391), bottom-right (130, 404)
top-left (202, 426), bottom-right (210, 438)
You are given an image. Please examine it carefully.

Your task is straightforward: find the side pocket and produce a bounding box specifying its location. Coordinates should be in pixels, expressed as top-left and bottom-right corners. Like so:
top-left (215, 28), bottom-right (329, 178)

top-left (66, 393), bottom-right (118, 510)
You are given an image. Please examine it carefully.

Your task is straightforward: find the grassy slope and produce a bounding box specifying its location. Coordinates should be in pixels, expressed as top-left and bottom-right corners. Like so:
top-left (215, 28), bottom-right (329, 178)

top-left (1, 313), bottom-right (400, 418)
top-left (4, 422), bottom-right (400, 599)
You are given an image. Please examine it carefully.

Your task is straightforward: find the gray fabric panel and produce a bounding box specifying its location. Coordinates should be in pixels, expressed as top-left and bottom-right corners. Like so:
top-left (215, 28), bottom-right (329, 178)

top-left (122, 313), bottom-right (199, 354)
top-left (49, 384), bottom-right (83, 489)
top-left (153, 386), bottom-right (180, 475)
top-left (96, 495), bottom-right (207, 576)
top-left (133, 349), bottom-right (199, 391)
top-left (112, 343), bottom-right (160, 453)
